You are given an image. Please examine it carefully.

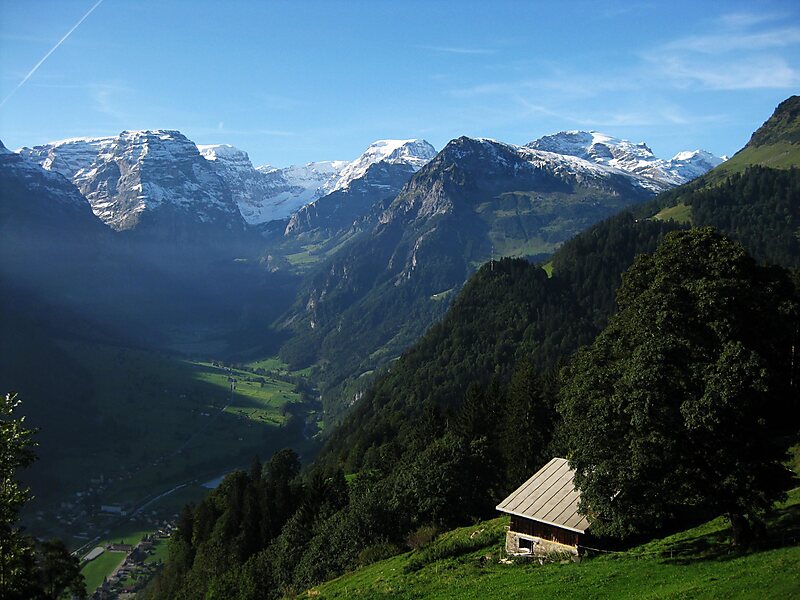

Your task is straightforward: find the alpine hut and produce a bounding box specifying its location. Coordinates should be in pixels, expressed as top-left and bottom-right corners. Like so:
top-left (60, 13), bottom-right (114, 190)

top-left (496, 457), bottom-right (590, 555)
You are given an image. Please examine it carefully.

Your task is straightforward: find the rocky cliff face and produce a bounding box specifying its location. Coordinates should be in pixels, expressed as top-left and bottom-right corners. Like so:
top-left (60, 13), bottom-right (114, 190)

top-left (18, 136), bottom-right (116, 181)
top-left (69, 130), bottom-right (246, 236)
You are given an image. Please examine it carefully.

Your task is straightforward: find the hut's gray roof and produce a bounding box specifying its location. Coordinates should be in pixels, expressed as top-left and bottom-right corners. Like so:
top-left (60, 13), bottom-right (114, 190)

top-left (496, 457), bottom-right (590, 534)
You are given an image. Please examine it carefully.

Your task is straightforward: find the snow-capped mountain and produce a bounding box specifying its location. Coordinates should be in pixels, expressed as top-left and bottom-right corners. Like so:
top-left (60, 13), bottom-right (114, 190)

top-left (328, 139), bottom-right (436, 193)
top-left (284, 139), bottom-right (436, 237)
top-left (379, 135), bottom-right (661, 232)
top-left (42, 131), bottom-right (246, 234)
top-left (12, 129), bottom-right (717, 239)
top-left (238, 160), bottom-right (348, 225)
top-left (196, 143), bottom-right (313, 225)
top-left (286, 135), bottom-right (665, 382)
top-left (18, 136), bottom-right (115, 181)
top-left (526, 131), bottom-right (724, 188)
top-left (18, 131), bottom-right (246, 235)
top-left (663, 149), bottom-right (726, 184)
top-left (198, 139), bottom-right (436, 228)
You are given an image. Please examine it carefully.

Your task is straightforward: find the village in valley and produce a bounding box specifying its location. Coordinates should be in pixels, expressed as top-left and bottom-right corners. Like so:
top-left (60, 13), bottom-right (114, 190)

top-left (81, 526), bottom-right (174, 599)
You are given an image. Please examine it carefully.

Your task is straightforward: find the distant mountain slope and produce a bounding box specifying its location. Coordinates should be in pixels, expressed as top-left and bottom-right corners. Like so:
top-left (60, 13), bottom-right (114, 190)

top-left (198, 143), bottom-right (349, 225)
top-left (318, 95), bottom-right (800, 473)
top-left (316, 213), bottom-right (678, 470)
top-left (280, 134), bottom-right (711, 416)
top-left (0, 140), bottom-right (105, 230)
top-left (0, 140), bottom-right (110, 307)
top-left (2, 137), bottom-right (297, 352)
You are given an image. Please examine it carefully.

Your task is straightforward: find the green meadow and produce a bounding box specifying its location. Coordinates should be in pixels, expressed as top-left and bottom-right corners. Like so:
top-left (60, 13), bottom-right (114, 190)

top-left (653, 202), bottom-right (693, 225)
top-left (81, 549), bottom-right (127, 594)
top-left (304, 488), bottom-right (800, 599)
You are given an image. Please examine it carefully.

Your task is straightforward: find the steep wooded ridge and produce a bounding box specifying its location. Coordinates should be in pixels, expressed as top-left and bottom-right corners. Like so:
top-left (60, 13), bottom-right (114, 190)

top-left (144, 99), bottom-right (800, 600)
top-left (321, 95), bottom-right (800, 472)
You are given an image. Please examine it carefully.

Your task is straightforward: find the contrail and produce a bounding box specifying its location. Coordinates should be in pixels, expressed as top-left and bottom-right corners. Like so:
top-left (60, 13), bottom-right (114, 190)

top-left (0, 0), bottom-right (105, 109)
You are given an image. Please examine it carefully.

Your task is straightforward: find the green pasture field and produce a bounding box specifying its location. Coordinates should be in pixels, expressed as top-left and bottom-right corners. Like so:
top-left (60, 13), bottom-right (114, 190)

top-left (653, 202), bottom-right (693, 225)
top-left (305, 488), bottom-right (800, 599)
top-left (81, 550), bottom-right (127, 594)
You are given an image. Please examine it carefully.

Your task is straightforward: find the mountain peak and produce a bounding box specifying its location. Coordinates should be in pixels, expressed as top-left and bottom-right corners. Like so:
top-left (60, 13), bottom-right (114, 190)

top-left (331, 139), bottom-right (436, 193)
top-left (197, 143), bottom-right (251, 163)
top-left (527, 130), bottom-right (656, 164)
top-left (525, 130), bottom-right (722, 186)
top-left (58, 129), bottom-right (246, 232)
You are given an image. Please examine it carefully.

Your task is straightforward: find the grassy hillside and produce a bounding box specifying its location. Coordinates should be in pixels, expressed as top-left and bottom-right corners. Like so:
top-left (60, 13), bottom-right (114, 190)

top-left (303, 488), bottom-right (800, 599)
top-left (716, 141), bottom-right (800, 175)
top-left (653, 202), bottom-right (693, 224)
top-left (709, 95), bottom-right (800, 177)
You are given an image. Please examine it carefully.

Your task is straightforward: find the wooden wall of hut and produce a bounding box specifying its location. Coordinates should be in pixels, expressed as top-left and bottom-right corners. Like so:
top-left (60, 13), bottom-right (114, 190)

top-left (510, 515), bottom-right (580, 547)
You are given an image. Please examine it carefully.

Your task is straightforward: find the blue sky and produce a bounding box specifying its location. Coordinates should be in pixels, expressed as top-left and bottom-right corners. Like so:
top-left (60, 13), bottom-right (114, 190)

top-left (1, 0), bottom-right (798, 166)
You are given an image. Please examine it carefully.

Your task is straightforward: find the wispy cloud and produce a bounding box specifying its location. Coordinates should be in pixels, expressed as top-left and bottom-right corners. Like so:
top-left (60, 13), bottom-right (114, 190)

top-left (92, 84), bottom-right (128, 119)
top-left (253, 92), bottom-right (303, 111)
top-left (0, 33), bottom-right (55, 44)
top-left (513, 96), bottom-right (722, 129)
top-left (718, 12), bottom-right (786, 30)
top-left (664, 26), bottom-right (800, 54)
top-left (29, 81), bottom-right (132, 92)
top-left (0, 0), bottom-right (105, 109)
top-left (449, 72), bottom-right (637, 101)
top-left (658, 55), bottom-right (800, 90)
top-left (417, 45), bottom-right (495, 55)
top-left (644, 12), bottom-right (800, 91)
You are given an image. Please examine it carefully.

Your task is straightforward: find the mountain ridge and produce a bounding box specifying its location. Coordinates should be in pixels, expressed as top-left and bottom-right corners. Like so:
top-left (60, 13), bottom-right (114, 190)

top-left (712, 95), bottom-right (800, 173)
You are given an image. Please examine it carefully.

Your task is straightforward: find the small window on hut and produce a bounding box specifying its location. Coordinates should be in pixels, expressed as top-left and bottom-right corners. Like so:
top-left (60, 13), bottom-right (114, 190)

top-left (518, 538), bottom-right (533, 552)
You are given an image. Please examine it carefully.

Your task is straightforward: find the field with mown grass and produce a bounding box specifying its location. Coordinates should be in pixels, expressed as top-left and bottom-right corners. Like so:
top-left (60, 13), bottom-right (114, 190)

top-left (301, 488), bottom-right (800, 599)
top-left (81, 549), bottom-right (127, 593)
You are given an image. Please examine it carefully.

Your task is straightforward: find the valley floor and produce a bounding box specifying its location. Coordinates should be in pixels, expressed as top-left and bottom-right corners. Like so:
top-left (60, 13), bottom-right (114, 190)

top-left (20, 341), bottom-right (316, 549)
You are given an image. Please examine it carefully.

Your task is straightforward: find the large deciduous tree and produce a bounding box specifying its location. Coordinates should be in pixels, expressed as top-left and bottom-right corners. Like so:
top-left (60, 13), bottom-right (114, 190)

top-left (558, 228), bottom-right (798, 544)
